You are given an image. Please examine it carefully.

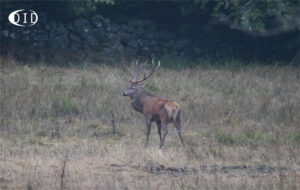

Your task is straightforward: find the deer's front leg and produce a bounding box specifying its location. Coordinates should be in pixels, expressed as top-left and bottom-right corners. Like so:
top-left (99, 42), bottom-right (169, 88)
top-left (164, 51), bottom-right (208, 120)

top-left (144, 117), bottom-right (152, 148)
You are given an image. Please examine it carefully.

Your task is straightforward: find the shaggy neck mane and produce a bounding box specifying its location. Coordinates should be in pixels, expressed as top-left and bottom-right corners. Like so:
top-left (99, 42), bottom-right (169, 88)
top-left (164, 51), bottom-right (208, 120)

top-left (131, 87), bottom-right (153, 113)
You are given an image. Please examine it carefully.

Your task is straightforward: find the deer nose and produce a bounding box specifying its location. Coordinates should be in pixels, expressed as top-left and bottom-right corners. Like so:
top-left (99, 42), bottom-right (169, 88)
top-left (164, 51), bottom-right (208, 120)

top-left (121, 91), bottom-right (126, 96)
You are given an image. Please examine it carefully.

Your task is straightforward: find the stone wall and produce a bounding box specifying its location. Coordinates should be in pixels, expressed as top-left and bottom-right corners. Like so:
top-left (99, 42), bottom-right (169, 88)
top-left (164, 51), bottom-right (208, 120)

top-left (2, 12), bottom-right (297, 63)
top-left (2, 13), bottom-right (201, 62)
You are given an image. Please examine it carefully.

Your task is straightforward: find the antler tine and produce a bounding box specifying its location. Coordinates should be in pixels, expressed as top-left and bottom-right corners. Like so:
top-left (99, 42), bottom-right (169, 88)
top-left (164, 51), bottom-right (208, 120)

top-left (132, 59), bottom-right (139, 80)
top-left (135, 60), bottom-right (160, 83)
top-left (135, 60), bottom-right (147, 80)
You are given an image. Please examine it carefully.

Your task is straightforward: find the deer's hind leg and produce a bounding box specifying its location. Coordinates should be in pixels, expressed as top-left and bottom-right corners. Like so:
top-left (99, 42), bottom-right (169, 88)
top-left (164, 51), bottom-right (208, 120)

top-left (156, 121), bottom-right (162, 144)
top-left (159, 121), bottom-right (168, 149)
top-left (174, 112), bottom-right (184, 146)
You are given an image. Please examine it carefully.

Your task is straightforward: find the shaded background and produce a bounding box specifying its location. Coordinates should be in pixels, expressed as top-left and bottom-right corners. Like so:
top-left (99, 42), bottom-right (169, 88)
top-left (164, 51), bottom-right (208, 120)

top-left (0, 0), bottom-right (299, 65)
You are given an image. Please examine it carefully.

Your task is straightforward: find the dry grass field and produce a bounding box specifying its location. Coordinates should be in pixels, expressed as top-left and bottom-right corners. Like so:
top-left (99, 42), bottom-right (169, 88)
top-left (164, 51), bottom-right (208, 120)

top-left (0, 62), bottom-right (299, 189)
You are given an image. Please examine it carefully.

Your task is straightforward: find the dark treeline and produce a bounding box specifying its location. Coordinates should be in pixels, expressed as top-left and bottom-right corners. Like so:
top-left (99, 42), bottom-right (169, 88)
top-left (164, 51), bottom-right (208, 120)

top-left (96, 2), bottom-right (299, 64)
top-left (1, 0), bottom-right (299, 65)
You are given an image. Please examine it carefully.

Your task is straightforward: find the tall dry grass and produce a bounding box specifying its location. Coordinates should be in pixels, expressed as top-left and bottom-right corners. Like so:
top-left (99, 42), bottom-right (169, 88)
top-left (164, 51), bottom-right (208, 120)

top-left (0, 63), bottom-right (299, 189)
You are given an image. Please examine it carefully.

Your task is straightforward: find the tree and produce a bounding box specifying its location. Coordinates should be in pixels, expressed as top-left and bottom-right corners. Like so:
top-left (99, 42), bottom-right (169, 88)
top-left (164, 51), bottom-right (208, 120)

top-left (180, 0), bottom-right (299, 37)
top-left (179, 0), bottom-right (299, 64)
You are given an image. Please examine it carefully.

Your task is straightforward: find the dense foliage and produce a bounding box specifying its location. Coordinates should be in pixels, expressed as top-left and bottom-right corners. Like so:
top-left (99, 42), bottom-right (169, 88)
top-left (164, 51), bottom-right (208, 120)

top-left (1, 0), bottom-right (299, 34)
top-left (1, 0), bottom-right (299, 64)
top-left (181, 0), bottom-right (299, 36)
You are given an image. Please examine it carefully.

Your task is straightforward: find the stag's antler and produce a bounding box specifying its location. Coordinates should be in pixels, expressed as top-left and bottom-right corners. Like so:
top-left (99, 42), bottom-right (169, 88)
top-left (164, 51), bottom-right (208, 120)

top-left (134, 59), bottom-right (147, 81)
top-left (135, 60), bottom-right (160, 83)
top-left (122, 59), bottom-right (148, 82)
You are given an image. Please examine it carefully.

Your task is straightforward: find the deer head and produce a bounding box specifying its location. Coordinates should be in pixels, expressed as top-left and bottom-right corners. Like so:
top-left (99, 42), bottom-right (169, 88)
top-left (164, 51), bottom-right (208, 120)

top-left (121, 60), bottom-right (160, 97)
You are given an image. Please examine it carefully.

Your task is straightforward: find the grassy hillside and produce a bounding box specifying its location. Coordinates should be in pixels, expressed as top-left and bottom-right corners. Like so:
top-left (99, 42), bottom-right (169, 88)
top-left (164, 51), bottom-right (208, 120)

top-left (0, 63), bottom-right (299, 189)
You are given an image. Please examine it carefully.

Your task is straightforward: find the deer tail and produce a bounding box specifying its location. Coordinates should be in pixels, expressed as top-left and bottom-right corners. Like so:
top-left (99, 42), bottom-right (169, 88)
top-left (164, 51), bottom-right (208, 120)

top-left (164, 102), bottom-right (180, 122)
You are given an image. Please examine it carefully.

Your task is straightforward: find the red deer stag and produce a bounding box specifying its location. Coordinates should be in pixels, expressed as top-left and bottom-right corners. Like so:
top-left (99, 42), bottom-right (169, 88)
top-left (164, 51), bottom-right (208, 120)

top-left (121, 60), bottom-right (184, 148)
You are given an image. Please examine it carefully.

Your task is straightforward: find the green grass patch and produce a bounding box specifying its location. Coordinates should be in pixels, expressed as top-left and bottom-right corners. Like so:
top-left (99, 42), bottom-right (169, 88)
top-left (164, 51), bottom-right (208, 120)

top-left (213, 128), bottom-right (300, 147)
top-left (212, 83), bottom-right (233, 95)
top-left (239, 129), bottom-right (264, 146)
top-left (213, 128), bottom-right (235, 145)
top-left (51, 96), bottom-right (79, 116)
